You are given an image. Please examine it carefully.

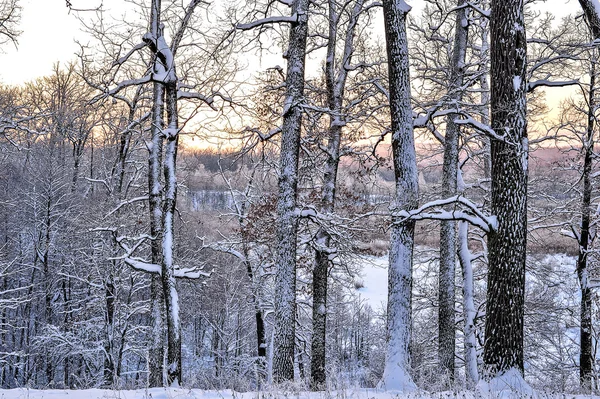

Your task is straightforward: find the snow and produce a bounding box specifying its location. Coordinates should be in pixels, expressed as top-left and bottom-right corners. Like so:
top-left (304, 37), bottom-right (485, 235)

top-left (2, 387), bottom-right (590, 399)
top-left (513, 76), bottom-right (521, 91)
top-left (592, 0), bottom-right (600, 22)
top-left (357, 255), bottom-right (388, 310)
top-left (396, 1), bottom-right (412, 13)
top-left (477, 368), bottom-right (536, 398)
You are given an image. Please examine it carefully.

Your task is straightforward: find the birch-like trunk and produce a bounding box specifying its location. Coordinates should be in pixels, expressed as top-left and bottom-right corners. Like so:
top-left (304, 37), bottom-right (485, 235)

top-left (272, 0), bottom-right (310, 383)
top-left (310, 0), bottom-right (364, 389)
top-left (458, 220), bottom-right (479, 388)
top-left (162, 80), bottom-right (182, 386)
top-left (483, 0), bottom-right (528, 378)
top-left (438, 0), bottom-right (468, 385)
top-left (379, 0), bottom-right (417, 391)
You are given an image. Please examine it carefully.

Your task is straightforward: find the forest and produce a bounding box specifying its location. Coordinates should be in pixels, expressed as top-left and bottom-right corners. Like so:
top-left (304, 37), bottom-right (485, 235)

top-left (0, 0), bottom-right (600, 397)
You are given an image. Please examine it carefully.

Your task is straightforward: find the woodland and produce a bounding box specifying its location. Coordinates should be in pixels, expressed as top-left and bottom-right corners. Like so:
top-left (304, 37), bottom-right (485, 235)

top-left (1, 0), bottom-right (600, 397)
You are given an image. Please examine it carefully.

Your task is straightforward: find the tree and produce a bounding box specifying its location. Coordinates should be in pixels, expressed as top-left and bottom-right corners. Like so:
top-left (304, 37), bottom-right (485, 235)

top-left (236, 0), bottom-right (311, 382)
top-left (309, 0), bottom-right (370, 389)
top-left (437, 0), bottom-right (469, 384)
top-left (379, 0), bottom-right (418, 391)
top-left (0, 0), bottom-right (20, 48)
top-left (483, 0), bottom-right (529, 382)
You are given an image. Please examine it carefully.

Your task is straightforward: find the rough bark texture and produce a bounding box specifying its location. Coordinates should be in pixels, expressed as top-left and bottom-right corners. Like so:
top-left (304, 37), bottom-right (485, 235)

top-left (438, 0), bottom-right (468, 384)
top-left (147, 0), bottom-right (165, 386)
top-left (380, 0), bottom-right (418, 391)
top-left (483, 0), bottom-right (528, 378)
top-left (577, 53), bottom-right (596, 392)
top-left (578, 0), bottom-right (600, 38)
top-left (310, 0), bottom-right (364, 390)
top-left (575, 2), bottom-right (600, 390)
top-left (272, 0), bottom-right (310, 383)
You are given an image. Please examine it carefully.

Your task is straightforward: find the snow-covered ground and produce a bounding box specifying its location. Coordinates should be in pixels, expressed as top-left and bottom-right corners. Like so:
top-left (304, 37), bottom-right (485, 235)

top-left (356, 255), bottom-right (389, 311)
top-left (0, 387), bottom-right (596, 399)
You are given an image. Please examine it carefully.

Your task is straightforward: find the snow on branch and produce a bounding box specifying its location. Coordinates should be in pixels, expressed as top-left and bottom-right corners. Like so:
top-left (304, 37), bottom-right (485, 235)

top-left (527, 79), bottom-right (580, 92)
top-left (454, 115), bottom-right (508, 143)
top-left (112, 41), bottom-right (147, 68)
top-left (91, 76), bottom-right (153, 104)
top-left (393, 195), bottom-right (497, 233)
top-left (92, 227), bottom-right (211, 279)
top-left (177, 90), bottom-right (215, 109)
top-left (106, 196), bottom-right (149, 217)
top-left (236, 14), bottom-right (298, 30)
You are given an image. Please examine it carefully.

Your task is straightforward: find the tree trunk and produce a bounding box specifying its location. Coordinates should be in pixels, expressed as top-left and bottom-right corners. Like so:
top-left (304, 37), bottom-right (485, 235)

top-left (483, 0), bottom-right (528, 378)
top-left (577, 51), bottom-right (596, 393)
top-left (162, 80), bottom-right (182, 386)
top-left (103, 276), bottom-right (116, 387)
top-left (147, 0), bottom-right (165, 385)
top-left (438, 0), bottom-right (468, 385)
top-left (310, 0), bottom-right (364, 389)
top-left (458, 220), bottom-right (479, 388)
top-left (379, 0), bottom-right (418, 391)
top-left (272, 0), bottom-right (310, 383)
top-left (578, 0), bottom-right (600, 38)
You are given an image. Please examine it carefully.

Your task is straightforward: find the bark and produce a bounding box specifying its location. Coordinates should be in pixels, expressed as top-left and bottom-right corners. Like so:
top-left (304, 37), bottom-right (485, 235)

top-left (483, 0), bottom-right (528, 378)
top-left (147, 0), bottom-right (165, 386)
top-left (438, 0), bottom-right (468, 384)
top-left (576, 2), bottom-right (600, 390)
top-left (458, 220), bottom-right (479, 388)
top-left (272, 0), bottom-right (310, 383)
top-left (578, 0), bottom-right (600, 38)
top-left (379, 0), bottom-right (418, 391)
top-left (162, 80), bottom-right (182, 386)
top-left (479, 18), bottom-right (492, 179)
top-left (310, 0), bottom-right (364, 389)
top-left (103, 277), bottom-right (116, 387)
top-left (577, 52), bottom-right (596, 392)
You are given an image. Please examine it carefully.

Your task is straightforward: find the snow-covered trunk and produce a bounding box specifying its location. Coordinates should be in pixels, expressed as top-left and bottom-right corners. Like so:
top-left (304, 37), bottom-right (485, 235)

top-left (310, 0), bottom-right (363, 389)
top-left (578, 0), bottom-right (600, 37)
top-left (272, 0), bottom-right (310, 383)
top-left (458, 220), bottom-right (479, 388)
top-left (577, 52), bottom-right (596, 392)
top-left (147, 0), bottom-right (165, 386)
top-left (483, 0), bottom-right (528, 379)
top-left (162, 81), bottom-right (182, 386)
top-left (379, 0), bottom-right (418, 391)
top-left (438, 0), bottom-right (468, 385)
top-left (479, 20), bottom-right (491, 180)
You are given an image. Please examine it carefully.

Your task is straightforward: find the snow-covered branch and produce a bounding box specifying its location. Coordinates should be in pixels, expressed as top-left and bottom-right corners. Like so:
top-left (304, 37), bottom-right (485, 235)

top-left (393, 195), bottom-right (497, 233)
top-left (236, 14), bottom-right (298, 30)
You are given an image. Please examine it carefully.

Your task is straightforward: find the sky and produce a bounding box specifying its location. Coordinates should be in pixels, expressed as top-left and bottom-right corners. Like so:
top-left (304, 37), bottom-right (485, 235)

top-left (0, 0), bottom-right (578, 85)
top-left (0, 0), bottom-right (580, 124)
top-left (0, 0), bottom-right (139, 85)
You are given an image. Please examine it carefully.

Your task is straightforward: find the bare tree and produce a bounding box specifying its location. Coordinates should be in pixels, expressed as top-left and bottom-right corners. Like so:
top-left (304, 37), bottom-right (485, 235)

top-left (309, 0), bottom-right (371, 389)
top-left (237, 0), bottom-right (311, 382)
top-left (483, 0), bottom-right (528, 382)
top-left (379, 0), bottom-right (418, 391)
top-left (437, 0), bottom-right (469, 385)
top-left (0, 0), bottom-right (20, 48)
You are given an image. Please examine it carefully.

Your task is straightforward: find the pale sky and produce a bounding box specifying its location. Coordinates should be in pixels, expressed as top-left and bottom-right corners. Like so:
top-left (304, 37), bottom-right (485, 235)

top-left (0, 0), bottom-right (139, 85)
top-left (0, 0), bottom-right (579, 93)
